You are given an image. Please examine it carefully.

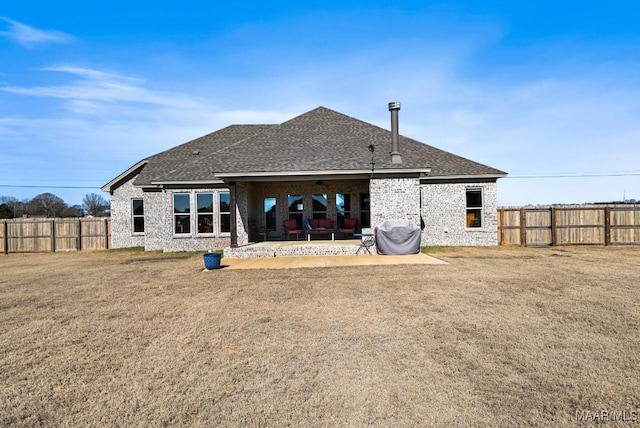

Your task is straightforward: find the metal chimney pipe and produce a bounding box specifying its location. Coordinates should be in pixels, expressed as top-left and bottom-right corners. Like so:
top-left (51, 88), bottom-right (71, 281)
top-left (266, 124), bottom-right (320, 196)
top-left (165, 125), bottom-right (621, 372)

top-left (388, 101), bottom-right (402, 164)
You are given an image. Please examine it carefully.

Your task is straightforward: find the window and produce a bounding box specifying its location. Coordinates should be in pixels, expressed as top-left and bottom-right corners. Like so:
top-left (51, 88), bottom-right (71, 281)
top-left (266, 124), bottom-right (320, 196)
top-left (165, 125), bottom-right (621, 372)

top-left (312, 193), bottom-right (328, 219)
top-left (173, 194), bottom-right (191, 234)
top-left (288, 195), bottom-right (303, 229)
top-left (219, 192), bottom-right (231, 233)
top-left (336, 193), bottom-right (351, 228)
top-left (466, 188), bottom-right (483, 228)
top-left (197, 193), bottom-right (214, 234)
top-left (360, 193), bottom-right (370, 228)
top-left (264, 197), bottom-right (277, 231)
top-left (132, 199), bottom-right (144, 233)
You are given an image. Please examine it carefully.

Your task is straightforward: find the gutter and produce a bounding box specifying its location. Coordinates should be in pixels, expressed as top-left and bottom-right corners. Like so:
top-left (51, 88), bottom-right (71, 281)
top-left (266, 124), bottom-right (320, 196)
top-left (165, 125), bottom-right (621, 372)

top-left (212, 168), bottom-right (432, 178)
top-left (149, 179), bottom-right (226, 186)
top-left (420, 173), bottom-right (508, 181)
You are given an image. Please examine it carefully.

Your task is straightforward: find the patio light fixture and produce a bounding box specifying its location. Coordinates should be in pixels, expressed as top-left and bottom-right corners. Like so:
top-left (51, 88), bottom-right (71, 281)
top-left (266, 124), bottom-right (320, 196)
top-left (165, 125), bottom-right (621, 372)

top-left (368, 144), bottom-right (375, 174)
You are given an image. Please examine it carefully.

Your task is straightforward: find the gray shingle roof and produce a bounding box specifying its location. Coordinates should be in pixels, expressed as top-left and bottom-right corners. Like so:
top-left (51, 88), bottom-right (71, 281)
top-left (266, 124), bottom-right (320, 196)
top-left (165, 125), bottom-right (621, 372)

top-left (131, 106), bottom-right (505, 186)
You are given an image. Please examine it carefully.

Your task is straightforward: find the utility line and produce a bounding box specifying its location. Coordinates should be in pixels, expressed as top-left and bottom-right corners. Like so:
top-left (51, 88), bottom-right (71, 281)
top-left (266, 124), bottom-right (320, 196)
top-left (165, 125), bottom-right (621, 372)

top-left (1, 169), bottom-right (639, 189)
top-left (0, 184), bottom-right (101, 189)
top-left (507, 172), bottom-right (640, 179)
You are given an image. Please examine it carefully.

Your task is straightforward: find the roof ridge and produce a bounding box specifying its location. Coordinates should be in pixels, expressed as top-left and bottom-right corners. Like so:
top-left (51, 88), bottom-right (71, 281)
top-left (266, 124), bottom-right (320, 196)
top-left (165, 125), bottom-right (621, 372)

top-left (112, 105), bottom-right (506, 188)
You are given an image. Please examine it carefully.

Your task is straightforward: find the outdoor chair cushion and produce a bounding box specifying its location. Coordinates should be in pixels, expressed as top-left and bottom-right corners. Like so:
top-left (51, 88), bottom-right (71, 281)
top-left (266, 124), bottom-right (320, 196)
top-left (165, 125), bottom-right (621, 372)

top-left (340, 218), bottom-right (357, 232)
top-left (283, 219), bottom-right (301, 232)
top-left (318, 218), bottom-right (332, 229)
top-left (307, 218), bottom-right (332, 230)
top-left (305, 218), bottom-right (333, 235)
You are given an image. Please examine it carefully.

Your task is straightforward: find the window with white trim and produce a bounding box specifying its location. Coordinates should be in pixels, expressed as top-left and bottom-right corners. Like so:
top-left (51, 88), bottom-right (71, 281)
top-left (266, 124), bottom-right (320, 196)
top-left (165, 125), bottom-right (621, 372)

top-left (219, 192), bottom-right (231, 233)
top-left (197, 193), bottom-right (214, 234)
top-left (132, 199), bottom-right (144, 233)
top-left (173, 193), bottom-right (191, 234)
top-left (466, 188), bottom-right (483, 228)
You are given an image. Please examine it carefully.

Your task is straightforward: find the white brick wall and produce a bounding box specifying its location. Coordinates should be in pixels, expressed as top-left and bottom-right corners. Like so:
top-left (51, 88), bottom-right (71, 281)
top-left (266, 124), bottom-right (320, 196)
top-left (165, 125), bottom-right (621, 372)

top-left (110, 179), bottom-right (146, 249)
top-left (141, 190), bottom-right (165, 251)
top-left (421, 181), bottom-right (498, 246)
top-left (155, 188), bottom-right (235, 252)
top-left (370, 177), bottom-right (421, 228)
top-left (110, 176), bottom-right (234, 252)
top-left (110, 174), bottom-right (499, 251)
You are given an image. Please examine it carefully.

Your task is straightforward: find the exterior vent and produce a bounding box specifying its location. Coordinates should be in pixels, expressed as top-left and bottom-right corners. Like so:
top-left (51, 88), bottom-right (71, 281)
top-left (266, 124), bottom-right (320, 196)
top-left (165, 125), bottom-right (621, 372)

top-left (388, 101), bottom-right (402, 164)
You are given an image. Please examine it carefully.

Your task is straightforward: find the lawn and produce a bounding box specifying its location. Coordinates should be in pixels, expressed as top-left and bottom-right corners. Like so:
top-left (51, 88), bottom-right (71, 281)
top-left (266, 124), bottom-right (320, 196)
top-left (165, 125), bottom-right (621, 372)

top-left (1, 246), bottom-right (639, 427)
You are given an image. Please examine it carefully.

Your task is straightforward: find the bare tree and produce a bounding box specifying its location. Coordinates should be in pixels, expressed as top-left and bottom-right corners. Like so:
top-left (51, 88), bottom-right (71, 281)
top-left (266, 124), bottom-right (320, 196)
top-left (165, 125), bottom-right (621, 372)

top-left (28, 193), bottom-right (68, 218)
top-left (0, 196), bottom-right (19, 218)
top-left (82, 193), bottom-right (110, 217)
top-left (62, 204), bottom-right (85, 218)
top-left (0, 203), bottom-right (11, 218)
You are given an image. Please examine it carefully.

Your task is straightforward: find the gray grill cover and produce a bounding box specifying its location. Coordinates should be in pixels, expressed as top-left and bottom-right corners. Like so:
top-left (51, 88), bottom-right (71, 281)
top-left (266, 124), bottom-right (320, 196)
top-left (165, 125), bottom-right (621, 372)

top-left (375, 220), bottom-right (421, 255)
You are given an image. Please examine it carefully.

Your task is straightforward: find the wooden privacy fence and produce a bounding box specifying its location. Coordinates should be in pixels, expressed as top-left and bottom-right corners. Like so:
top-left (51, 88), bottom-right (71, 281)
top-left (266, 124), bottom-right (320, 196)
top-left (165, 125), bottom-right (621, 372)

top-left (498, 205), bottom-right (640, 246)
top-left (1, 217), bottom-right (111, 254)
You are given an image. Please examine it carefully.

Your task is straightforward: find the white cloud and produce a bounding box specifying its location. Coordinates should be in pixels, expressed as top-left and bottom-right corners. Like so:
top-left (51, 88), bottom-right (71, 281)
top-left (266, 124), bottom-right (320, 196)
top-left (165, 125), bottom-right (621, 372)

top-left (4, 66), bottom-right (187, 107)
top-left (2, 43), bottom-right (639, 206)
top-left (0, 17), bottom-right (74, 47)
top-left (0, 66), bottom-right (295, 167)
top-left (0, 65), bottom-right (300, 126)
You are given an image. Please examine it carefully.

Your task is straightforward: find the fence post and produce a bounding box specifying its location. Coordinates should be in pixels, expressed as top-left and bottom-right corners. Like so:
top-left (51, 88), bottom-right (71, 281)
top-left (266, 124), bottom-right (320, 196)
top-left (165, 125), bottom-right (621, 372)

top-left (51, 219), bottom-right (56, 252)
top-left (604, 207), bottom-right (611, 246)
top-left (497, 209), bottom-right (502, 245)
top-left (3, 220), bottom-right (7, 255)
top-left (104, 218), bottom-right (109, 249)
top-left (550, 207), bottom-right (556, 246)
top-left (77, 218), bottom-right (82, 251)
top-left (519, 209), bottom-right (526, 247)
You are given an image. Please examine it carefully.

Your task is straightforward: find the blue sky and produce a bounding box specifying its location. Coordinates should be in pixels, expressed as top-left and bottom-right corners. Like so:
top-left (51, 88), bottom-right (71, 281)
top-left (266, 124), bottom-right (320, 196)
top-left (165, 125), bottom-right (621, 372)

top-left (1, 1), bottom-right (639, 206)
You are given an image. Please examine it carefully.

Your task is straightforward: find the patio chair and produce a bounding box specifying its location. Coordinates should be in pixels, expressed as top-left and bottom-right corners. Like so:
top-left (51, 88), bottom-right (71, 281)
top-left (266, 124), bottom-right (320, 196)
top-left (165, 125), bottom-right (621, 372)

top-left (339, 218), bottom-right (357, 238)
top-left (283, 219), bottom-right (302, 240)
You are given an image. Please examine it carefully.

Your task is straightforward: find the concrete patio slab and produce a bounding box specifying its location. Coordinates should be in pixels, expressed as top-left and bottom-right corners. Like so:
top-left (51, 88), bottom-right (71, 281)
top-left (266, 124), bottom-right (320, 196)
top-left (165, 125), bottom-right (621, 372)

top-left (208, 253), bottom-right (447, 270)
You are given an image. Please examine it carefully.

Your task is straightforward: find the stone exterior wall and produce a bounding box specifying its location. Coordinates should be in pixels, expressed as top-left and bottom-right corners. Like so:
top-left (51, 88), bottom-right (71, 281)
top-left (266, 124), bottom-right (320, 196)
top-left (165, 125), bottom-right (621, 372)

top-left (235, 184), bottom-right (249, 246)
top-left (421, 181), bottom-right (498, 246)
top-left (224, 242), bottom-right (363, 258)
top-left (156, 188), bottom-right (233, 252)
top-left (109, 175), bottom-right (235, 252)
top-left (110, 174), bottom-right (500, 251)
top-left (141, 190), bottom-right (165, 251)
top-left (369, 177), bottom-right (421, 230)
top-left (109, 179), bottom-right (146, 249)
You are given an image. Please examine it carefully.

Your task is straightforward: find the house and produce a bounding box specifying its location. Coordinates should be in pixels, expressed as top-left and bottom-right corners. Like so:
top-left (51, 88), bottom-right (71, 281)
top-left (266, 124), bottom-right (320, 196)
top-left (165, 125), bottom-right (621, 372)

top-left (102, 103), bottom-right (506, 252)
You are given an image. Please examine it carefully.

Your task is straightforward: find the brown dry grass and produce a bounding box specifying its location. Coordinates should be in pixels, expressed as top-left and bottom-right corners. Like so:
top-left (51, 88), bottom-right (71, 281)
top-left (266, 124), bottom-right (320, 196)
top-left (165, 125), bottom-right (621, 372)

top-left (1, 246), bottom-right (639, 427)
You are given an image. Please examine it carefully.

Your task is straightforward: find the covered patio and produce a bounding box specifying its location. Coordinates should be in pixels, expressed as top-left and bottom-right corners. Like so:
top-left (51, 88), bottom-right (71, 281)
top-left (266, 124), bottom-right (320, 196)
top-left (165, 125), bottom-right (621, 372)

top-left (232, 177), bottom-right (372, 246)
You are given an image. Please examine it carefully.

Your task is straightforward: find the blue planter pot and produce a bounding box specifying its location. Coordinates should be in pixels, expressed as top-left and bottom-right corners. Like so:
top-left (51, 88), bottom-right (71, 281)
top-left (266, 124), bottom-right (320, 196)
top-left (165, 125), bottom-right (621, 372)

top-left (203, 252), bottom-right (222, 270)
